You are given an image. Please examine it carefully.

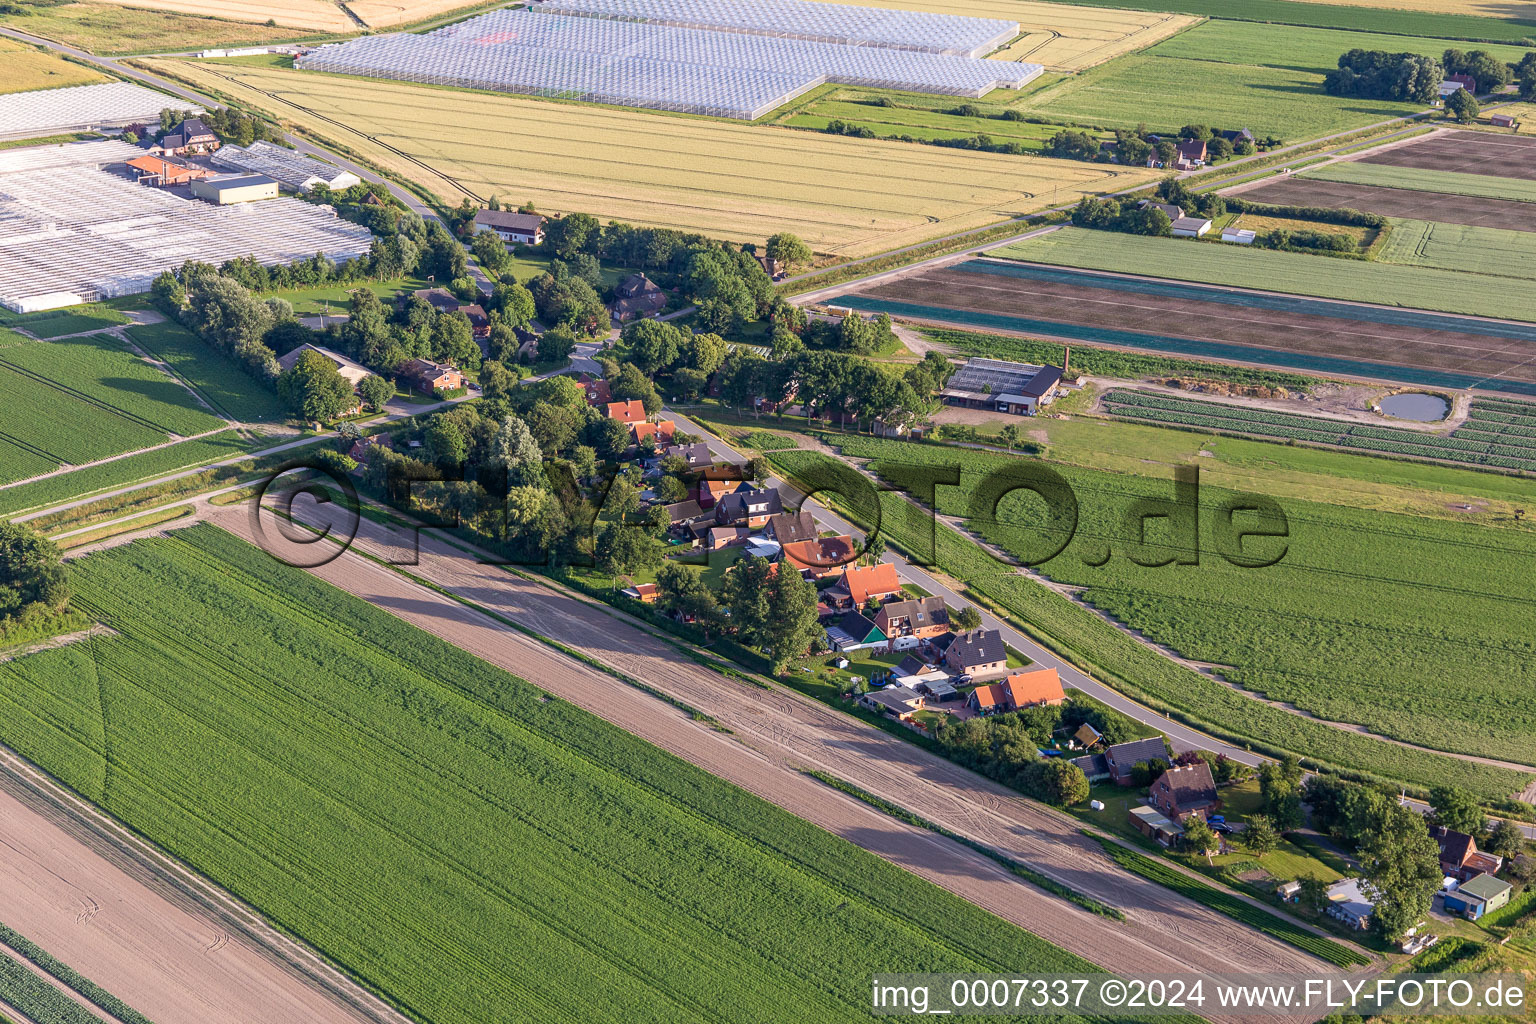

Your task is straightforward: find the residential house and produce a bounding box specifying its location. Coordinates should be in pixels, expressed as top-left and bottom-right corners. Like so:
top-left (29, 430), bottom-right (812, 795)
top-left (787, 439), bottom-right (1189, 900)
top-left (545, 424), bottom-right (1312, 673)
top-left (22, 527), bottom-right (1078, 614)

top-left (473, 209), bottom-right (546, 246)
top-left (456, 303), bottom-right (491, 341)
top-left (874, 597), bottom-right (950, 646)
top-left (966, 667), bottom-right (1065, 714)
top-left (1219, 128), bottom-right (1255, 145)
top-left (662, 499), bottom-right (706, 528)
top-left (715, 487), bottom-right (783, 529)
top-left (830, 562), bottom-right (904, 609)
top-left (620, 583), bottom-right (659, 604)
top-left (1438, 79), bottom-right (1470, 101)
top-left (277, 343), bottom-right (371, 414)
top-left (1129, 805), bottom-right (1185, 845)
top-left (606, 399), bottom-right (647, 425)
top-left (828, 610), bottom-right (887, 652)
top-left (632, 419), bottom-right (676, 447)
top-left (580, 375), bottom-right (611, 407)
top-left (398, 358), bottom-right (463, 395)
top-left (1431, 826), bottom-right (1504, 881)
top-left (1147, 763), bottom-right (1219, 823)
top-left (707, 526), bottom-right (751, 550)
top-left (1072, 752), bottom-right (1111, 783)
top-left (150, 116), bottom-right (219, 156)
top-left (1174, 138), bottom-right (1207, 170)
top-left (1103, 737), bottom-right (1170, 785)
top-left (694, 474), bottom-right (751, 509)
top-left (347, 435), bottom-right (390, 465)
top-left (944, 628), bottom-right (1007, 680)
top-left (859, 685), bottom-right (926, 721)
top-left (755, 253), bottom-right (784, 280)
top-left (762, 510), bottom-right (817, 546)
top-left (663, 441), bottom-right (713, 469)
top-left (125, 155), bottom-right (207, 187)
top-left (1171, 216), bottom-right (1212, 238)
top-left (1138, 199), bottom-right (1184, 221)
top-left (1449, 72), bottom-right (1477, 93)
top-left (780, 535), bottom-right (856, 579)
top-left (1325, 878), bottom-right (1375, 930)
top-left (412, 288), bottom-right (461, 314)
top-left (611, 273), bottom-right (667, 321)
top-left (1443, 873), bottom-right (1512, 921)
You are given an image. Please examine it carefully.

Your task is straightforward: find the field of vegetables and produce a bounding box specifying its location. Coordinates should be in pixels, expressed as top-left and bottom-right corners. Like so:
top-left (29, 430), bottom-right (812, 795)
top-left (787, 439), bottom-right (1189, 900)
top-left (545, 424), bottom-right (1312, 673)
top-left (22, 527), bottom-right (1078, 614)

top-left (124, 322), bottom-right (286, 424)
top-left (1100, 390), bottom-right (1536, 474)
top-left (1376, 219), bottom-right (1536, 280)
top-left (768, 442), bottom-right (1536, 796)
top-left (0, 525), bottom-right (1103, 1024)
top-left (1304, 162), bottom-right (1536, 203)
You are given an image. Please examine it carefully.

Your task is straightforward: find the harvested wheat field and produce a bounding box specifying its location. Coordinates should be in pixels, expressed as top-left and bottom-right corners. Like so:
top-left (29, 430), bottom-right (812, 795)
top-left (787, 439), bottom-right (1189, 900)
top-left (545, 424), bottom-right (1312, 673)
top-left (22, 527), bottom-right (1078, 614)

top-left (347, 0), bottom-right (485, 27)
top-left (96, 0), bottom-right (352, 31)
top-left (0, 38), bottom-right (109, 94)
top-left (145, 59), bottom-right (1156, 254)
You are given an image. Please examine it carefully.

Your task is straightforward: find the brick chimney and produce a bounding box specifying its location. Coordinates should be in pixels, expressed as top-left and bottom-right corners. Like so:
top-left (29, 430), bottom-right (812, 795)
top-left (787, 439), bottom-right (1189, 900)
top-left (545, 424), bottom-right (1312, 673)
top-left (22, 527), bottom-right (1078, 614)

top-left (1062, 345), bottom-right (1070, 377)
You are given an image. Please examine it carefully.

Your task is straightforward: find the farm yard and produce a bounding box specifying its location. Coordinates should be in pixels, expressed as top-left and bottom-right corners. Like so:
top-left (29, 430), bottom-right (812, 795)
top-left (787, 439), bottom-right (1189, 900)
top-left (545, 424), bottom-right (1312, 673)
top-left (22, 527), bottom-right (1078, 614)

top-left (1353, 130), bottom-right (1536, 180)
top-left (87, 0), bottom-right (352, 30)
top-left (0, 3), bottom-right (318, 54)
top-left (767, 445), bottom-right (1534, 798)
top-left (1304, 162), bottom-right (1536, 203)
top-left (1100, 389), bottom-right (1536, 474)
top-left (141, 58), bottom-right (1158, 255)
top-left (0, 37), bottom-right (108, 94)
top-left (0, 328), bottom-right (228, 486)
top-left (988, 228), bottom-right (1536, 321)
top-left (0, 525), bottom-right (1106, 1024)
top-left (1237, 177), bottom-right (1536, 233)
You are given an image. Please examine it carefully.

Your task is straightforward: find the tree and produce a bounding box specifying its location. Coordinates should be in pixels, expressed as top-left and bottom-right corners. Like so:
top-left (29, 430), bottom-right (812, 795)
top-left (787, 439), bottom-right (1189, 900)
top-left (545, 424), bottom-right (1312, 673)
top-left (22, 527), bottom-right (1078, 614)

top-left (538, 325), bottom-right (577, 364)
top-left (953, 605), bottom-right (983, 631)
top-left (1241, 815), bottom-right (1280, 858)
top-left (623, 318), bottom-right (683, 375)
top-left (1297, 875), bottom-right (1332, 912)
top-left (1486, 818), bottom-right (1525, 859)
top-left (1258, 756), bottom-right (1304, 832)
top-left (1428, 785), bottom-right (1485, 835)
top-left (1445, 87), bottom-right (1478, 123)
top-left (1182, 817), bottom-right (1219, 857)
top-left (595, 523), bottom-right (659, 577)
top-left (656, 475), bottom-right (689, 503)
top-left (1358, 805), bottom-right (1442, 941)
top-left (545, 212), bottom-right (599, 258)
top-left (357, 373), bottom-right (394, 412)
top-left (276, 348), bottom-right (354, 422)
top-left (423, 416), bottom-right (468, 467)
top-left (761, 561), bottom-right (822, 672)
top-left (588, 417), bottom-right (632, 461)
top-left (470, 230), bottom-right (509, 275)
top-left (0, 524), bottom-right (69, 623)
top-left (722, 554), bottom-right (775, 643)
top-left (764, 232), bottom-right (813, 270)
top-left (998, 423), bottom-right (1027, 452)
top-left (1032, 760), bottom-right (1089, 807)
top-left (656, 561), bottom-right (720, 629)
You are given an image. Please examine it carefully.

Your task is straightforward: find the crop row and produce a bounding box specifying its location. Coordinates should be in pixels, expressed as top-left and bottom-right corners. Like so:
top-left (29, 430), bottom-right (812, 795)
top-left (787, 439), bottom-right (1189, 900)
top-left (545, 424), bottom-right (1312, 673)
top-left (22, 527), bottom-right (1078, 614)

top-left (0, 365), bottom-right (165, 467)
top-left (0, 949), bottom-right (105, 1024)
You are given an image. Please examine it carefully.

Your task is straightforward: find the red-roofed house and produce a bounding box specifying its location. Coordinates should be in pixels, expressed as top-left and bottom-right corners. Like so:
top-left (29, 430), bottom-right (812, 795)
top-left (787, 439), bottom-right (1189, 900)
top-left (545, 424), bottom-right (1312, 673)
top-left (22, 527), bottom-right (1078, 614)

top-left (967, 668), bottom-right (1064, 714)
top-left (694, 475), bottom-right (751, 509)
top-left (620, 583), bottom-right (659, 603)
top-left (781, 535), bottom-right (856, 580)
top-left (581, 376), bottom-right (611, 407)
top-left (632, 420), bottom-right (676, 446)
top-left (606, 400), bottom-right (646, 424)
top-left (832, 563), bottom-right (903, 608)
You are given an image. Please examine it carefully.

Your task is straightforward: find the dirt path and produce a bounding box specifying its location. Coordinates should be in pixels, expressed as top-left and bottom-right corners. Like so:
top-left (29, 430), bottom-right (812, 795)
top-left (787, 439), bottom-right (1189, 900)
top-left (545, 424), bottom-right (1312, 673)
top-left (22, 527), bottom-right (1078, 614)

top-left (0, 626), bottom-right (114, 665)
top-left (213, 504), bottom-right (1369, 1012)
top-left (0, 758), bottom-right (408, 1024)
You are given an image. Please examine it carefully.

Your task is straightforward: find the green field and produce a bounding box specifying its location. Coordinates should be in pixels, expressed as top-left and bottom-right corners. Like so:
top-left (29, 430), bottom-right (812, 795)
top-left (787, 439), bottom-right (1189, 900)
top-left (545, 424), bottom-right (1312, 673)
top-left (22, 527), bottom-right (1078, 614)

top-left (768, 443), bottom-right (1536, 797)
top-left (991, 227), bottom-right (1536, 321)
top-left (0, 952), bottom-right (104, 1024)
top-left (1305, 162), bottom-right (1536, 202)
top-left (1377, 219), bottom-right (1536, 279)
top-left (124, 322), bottom-right (287, 424)
top-left (1017, 55), bottom-right (1418, 142)
top-left (0, 525), bottom-right (1106, 1024)
top-left (272, 275), bottom-right (430, 319)
top-left (779, 95), bottom-right (1105, 150)
top-left (0, 305), bottom-right (130, 338)
top-left (1038, 0), bottom-right (1536, 43)
top-left (1145, 20), bottom-right (1536, 75)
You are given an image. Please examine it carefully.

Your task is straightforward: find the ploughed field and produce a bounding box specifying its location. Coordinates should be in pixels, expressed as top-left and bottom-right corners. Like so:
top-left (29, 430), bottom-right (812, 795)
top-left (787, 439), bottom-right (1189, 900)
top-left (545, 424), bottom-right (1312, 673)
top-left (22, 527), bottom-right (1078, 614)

top-left (0, 525), bottom-right (1104, 1024)
top-left (838, 259), bottom-right (1536, 395)
top-left (1354, 131), bottom-right (1536, 181)
top-left (1238, 177), bottom-right (1536, 233)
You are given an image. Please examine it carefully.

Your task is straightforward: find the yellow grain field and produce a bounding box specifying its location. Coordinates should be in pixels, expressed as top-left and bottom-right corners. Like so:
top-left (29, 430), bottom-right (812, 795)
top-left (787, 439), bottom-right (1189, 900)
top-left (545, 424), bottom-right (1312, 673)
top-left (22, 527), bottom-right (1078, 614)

top-left (347, 0), bottom-right (487, 28)
top-left (93, 0), bottom-right (353, 31)
top-left (807, 0), bottom-right (1201, 71)
top-left (0, 37), bottom-right (109, 95)
top-left (1275, 0), bottom-right (1536, 18)
top-left (145, 58), bottom-right (1156, 255)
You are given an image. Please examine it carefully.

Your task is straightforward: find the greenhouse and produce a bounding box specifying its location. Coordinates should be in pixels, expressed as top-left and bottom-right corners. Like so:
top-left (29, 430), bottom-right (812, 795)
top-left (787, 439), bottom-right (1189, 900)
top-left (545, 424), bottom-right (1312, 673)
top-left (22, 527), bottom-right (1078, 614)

top-left (297, 9), bottom-right (1039, 119)
top-left (538, 0), bottom-right (1019, 57)
top-left (0, 141), bottom-right (373, 312)
top-left (0, 81), bottom-right (185, 140)
top-left (212, 141), bottom-right (363, 192)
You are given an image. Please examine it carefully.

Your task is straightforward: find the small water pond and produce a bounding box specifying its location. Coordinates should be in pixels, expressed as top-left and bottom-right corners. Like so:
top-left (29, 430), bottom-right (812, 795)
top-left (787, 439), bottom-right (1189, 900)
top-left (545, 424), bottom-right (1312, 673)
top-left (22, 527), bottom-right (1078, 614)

top-left (1379, 392), bottom-right (1449, 422)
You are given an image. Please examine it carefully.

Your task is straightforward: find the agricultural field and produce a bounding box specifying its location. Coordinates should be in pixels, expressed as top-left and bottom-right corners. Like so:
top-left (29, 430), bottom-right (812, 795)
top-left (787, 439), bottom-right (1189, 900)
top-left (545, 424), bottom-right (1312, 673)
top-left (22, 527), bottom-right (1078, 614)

top-left (142, 59), bottom-right (1158, 256)
top-left (1376, 219), bottom-right (1536, 279)
top-left (1100, 389), bottom-right (1536, 474)
top-left (1354, 130), bottom-right (1536, 180)
top-left (0, 328), bottom-right (231, 485)
top-left (1237, 175), bottom-right (1536, 233)
top-left (777, 95), bottom-right (1109, 150)
top-left (1016, 53), bottom-right (1418, 142)
top-left (991, 227), bottom-right (1536, 321)
top-left (0, 525), bottom-right (1106, 1024)
top-left (1144, 19), bottom-right (1536, 74)
top-left (770, 440), bottom-right (1536, 791)
top-left (348, 0), bottom-right (495, 28)
top-left (89, 0), bottom-right (351, 30)
top-left (0, 2), bottom-right (319, 55)
top-left (124, 321), bottom-right (287, 424)
top-left (0, 305), bottom-right (128, 337)
top-left (1304, 162), bottom-right (1536, 203)
top-left (0, 37), bottom-right (107, 94)
top-left (1033, 0), bottom-right (1536, 42)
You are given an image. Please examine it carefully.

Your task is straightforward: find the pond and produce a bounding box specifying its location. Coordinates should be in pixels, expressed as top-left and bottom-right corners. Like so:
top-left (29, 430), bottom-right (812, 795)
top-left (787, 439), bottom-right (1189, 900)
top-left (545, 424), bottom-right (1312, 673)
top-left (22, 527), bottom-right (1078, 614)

top-left (1379, 392), bottom-right (1449, 422)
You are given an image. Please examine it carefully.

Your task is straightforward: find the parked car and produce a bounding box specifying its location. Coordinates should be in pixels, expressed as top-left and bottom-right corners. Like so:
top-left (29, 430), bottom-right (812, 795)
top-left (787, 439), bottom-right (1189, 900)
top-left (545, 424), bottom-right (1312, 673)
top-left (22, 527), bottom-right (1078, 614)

top-left (1208, 815), bottom-right (1225, 824)
top-left (1212, 823), bottom-right (1234, 834)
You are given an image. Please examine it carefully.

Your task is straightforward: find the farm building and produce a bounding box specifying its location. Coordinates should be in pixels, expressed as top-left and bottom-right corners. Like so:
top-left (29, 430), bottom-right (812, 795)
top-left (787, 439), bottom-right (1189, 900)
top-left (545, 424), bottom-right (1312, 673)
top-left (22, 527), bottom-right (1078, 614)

top-left (1442, 873), bottom-right (1512, 921)
top-left (1171, 216), bottom-right (1212, 238)
top-left (0, 82), bottom-right (182, 140)
top-left (474, 209), bottom-right (547, 246)
top-left (939, 356), bottom-right (1063, 415)
top-left (1147, 763), bottom-right (1219, 822)
top-left (277, 343), bottom-right (373, 389)
top-left (612, 273), bottom-right (668, 321)
top-left (1324, 879), bottom-right (1375, 930)
top-left (211, 141), bottom-right (362, 192)
top-left (1491, 113), bottom-right (1519, 128)
top-left (192, 174), bottom-right (281, 205)
top-left (0, 141), bottom-right (372, 313)
top-left (125, 155), bottom-right (208, 187)
top-left (1128, 805), bottom-right (1183, 845)
top-left (1221, 226), bottom-right (1256, 245)
top-left (399, 358), bottom-right (464, 393)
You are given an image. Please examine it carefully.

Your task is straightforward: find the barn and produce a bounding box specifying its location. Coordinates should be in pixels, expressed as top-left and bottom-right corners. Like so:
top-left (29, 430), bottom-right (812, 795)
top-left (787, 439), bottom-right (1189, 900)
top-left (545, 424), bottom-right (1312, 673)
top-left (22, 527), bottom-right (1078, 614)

top-left (939, 356), bottom-right (1064, 416)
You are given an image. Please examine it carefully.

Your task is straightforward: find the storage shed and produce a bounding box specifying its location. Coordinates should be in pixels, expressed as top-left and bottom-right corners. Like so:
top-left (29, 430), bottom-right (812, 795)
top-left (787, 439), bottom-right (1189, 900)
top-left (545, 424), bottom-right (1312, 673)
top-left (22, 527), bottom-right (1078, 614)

top-left (192, 173), bottom-right (280, 205)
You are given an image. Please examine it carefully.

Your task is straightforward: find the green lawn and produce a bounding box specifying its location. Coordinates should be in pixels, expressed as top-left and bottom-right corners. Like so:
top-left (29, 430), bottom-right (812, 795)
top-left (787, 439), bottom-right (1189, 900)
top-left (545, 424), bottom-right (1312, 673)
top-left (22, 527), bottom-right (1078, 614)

top-left (124, 321), bottom-right (288, 424)
top-left (1017, 55), bottom-right (1419, 142)
top-left (992, 226), bottom-right (1536, 322)
top-left (0, 525), bottom-right (1106, 1023)
top-left (1305, 161), bottom-right (1536, 202)
top-left (1145, 20), bottom-right (1536, 75)
top-left (0, 305), bottom-right (129, 338)
top-left (272, 276), bottom-right (431, 318)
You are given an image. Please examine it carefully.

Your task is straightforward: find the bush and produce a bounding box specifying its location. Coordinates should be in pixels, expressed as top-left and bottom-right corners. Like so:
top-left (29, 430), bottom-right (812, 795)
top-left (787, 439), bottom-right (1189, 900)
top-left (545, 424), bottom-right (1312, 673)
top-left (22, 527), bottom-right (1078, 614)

top-left (1224, 196), bottom-right (1385, 228)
